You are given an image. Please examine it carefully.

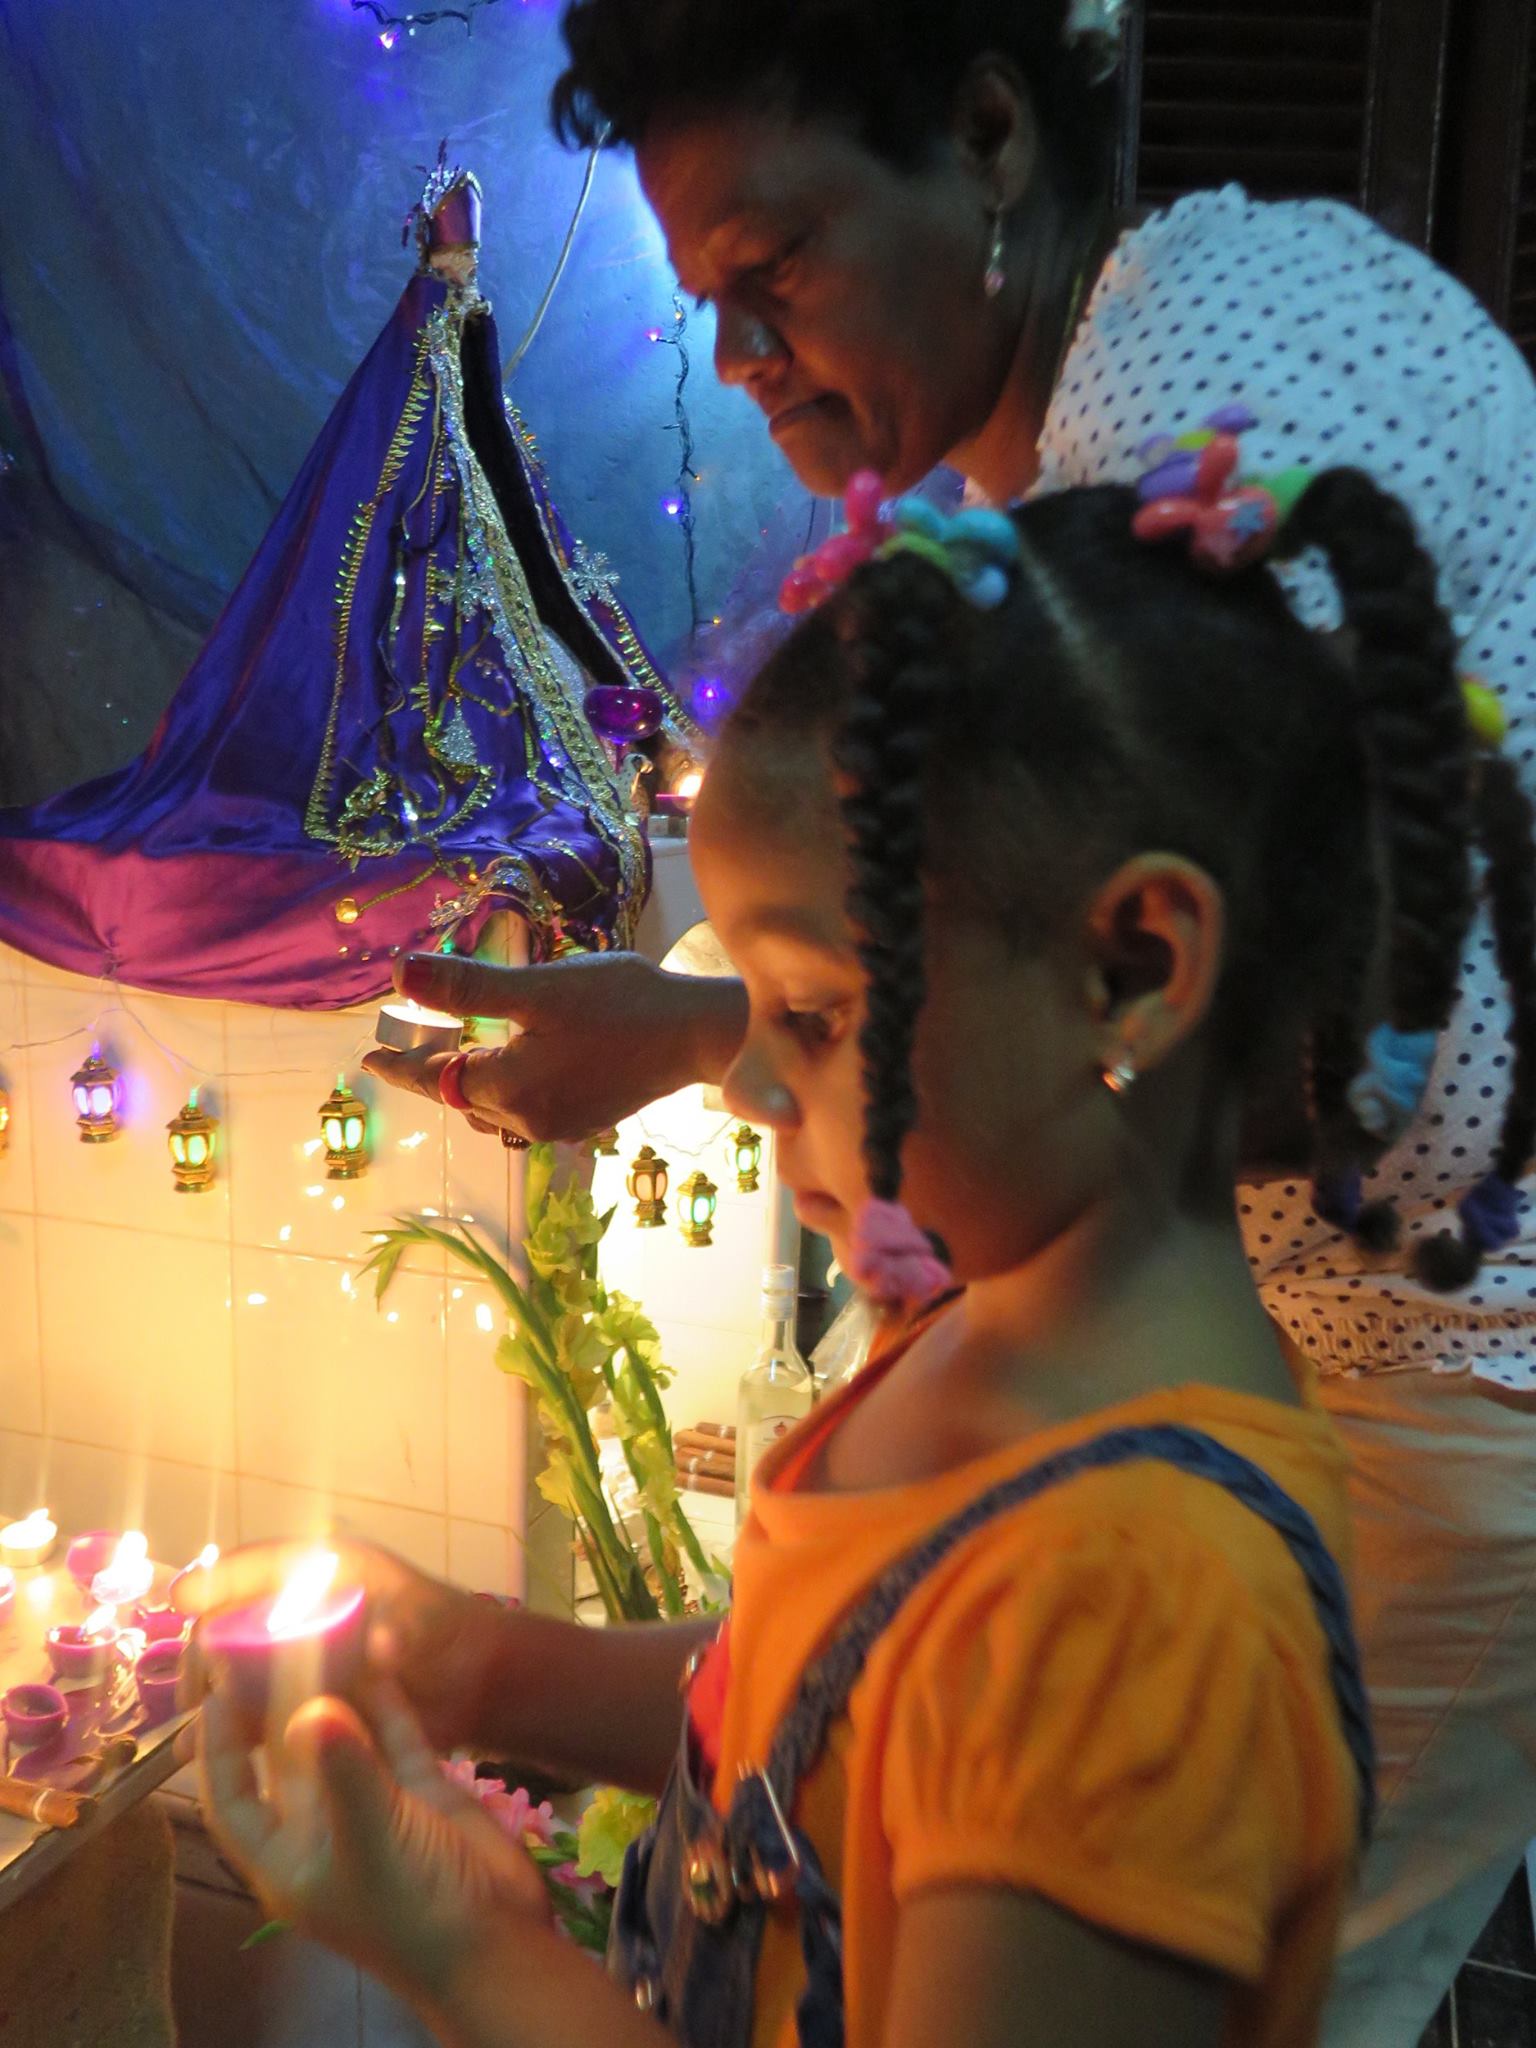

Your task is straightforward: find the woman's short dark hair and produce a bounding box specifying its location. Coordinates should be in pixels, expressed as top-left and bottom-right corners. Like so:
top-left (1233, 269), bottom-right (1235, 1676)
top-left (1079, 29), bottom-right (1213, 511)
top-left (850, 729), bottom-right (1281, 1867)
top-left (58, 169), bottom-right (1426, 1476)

top-left (552, 0), bottom-right (1117, 208)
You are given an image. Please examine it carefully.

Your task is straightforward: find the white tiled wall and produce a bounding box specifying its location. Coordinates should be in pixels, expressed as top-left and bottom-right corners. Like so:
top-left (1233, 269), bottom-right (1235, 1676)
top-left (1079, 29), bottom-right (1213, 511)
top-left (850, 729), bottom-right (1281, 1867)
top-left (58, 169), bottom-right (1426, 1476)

top-left (0, 839), bottom-right (774, 1606)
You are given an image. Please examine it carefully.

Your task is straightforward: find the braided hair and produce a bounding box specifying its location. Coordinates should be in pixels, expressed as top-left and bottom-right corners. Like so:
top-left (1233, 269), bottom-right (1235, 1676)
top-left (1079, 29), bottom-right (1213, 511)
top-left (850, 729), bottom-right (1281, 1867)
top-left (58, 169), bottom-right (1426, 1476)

top-left (727, 472), bottom-right (1536, 1293)
top-left (1280, 472), bottom-right (1477, 1252)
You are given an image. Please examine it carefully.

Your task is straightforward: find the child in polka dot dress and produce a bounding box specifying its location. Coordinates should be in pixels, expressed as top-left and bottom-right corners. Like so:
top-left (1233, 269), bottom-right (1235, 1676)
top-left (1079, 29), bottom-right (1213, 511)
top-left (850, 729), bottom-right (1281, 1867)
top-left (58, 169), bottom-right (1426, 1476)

top-left (1034, 184), bottom-right (1536, 2044)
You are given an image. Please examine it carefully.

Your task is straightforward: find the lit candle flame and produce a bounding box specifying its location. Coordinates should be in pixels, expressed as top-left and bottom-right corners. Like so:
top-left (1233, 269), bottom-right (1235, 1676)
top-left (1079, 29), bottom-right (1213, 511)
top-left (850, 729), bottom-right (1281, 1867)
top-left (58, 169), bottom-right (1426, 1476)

top-left (110, 1531), bottom-right (149, 1574)
top-left (92, 1529), bottom-right (154, 1607)
top-left (382, 999), bottom-right (462, 1030)
top-left (267, 1550), bottom-right (340, 1639)
top-left (2, 1509), bottom-right (56, 1547)
top-left (674, 769), bottom-right (704, 802)
top-left (195, 1543), bottom-right (220, 1571)
top-left (84, 1604), bottom-right (119, 1641)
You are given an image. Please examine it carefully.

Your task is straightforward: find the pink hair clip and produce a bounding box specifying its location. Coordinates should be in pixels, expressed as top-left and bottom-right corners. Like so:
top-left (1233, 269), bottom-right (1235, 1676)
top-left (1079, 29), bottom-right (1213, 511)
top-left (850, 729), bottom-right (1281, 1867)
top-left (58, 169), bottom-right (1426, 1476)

top-left (1128, 404), bottom-right (1324, 575)
top-left (849, 1197), bottom-right (953, 1308)
top-left (779, 472), bottom-right (893, 614)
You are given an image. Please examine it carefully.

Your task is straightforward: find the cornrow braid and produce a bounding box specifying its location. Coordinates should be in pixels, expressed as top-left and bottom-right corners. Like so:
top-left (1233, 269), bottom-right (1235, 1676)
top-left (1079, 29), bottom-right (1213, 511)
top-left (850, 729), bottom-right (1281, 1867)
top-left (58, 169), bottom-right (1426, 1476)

top-left (1283, 471), bottom-right (1477, 1241)
top-left (831, 552), bottom-right (962, 1203)
top-left (1414, 751), bottom-right (1536, 1289)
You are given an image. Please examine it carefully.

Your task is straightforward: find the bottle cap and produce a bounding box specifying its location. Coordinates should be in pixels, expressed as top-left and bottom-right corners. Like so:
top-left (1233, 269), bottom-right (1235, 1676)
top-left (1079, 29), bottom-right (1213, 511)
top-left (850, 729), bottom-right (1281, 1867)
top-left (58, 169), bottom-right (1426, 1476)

top-left (762, 1263), bottom-right (796, 1308)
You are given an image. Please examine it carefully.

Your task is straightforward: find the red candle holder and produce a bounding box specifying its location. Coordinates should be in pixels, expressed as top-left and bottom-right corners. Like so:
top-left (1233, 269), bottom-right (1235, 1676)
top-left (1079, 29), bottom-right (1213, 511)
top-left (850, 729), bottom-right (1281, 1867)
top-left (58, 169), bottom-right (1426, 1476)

top-left (135, 1639), bottom-right (185, 1725)
top-left (2, 1683), bottom-right (67, 1752)
top-left (46, 1623), bottom-right (116, 1684)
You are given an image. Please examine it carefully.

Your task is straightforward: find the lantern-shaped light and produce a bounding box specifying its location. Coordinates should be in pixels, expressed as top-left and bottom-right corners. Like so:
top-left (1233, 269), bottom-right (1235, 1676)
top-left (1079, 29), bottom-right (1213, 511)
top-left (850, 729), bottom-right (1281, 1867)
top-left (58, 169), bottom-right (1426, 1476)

top-left (592, 1127), bottom-right (620, 1157)
top-left (728, 1123), bottom-right (763, 1194)
top-left (167, 1088), bottom-right (220, 1193)
top-left (627, 1145), bottom-right (669, 1227)
top-left (677, 1169), bottom-right (718, 1248)
top-left (71, 1050), bottom-right (121, 1143)
top-left (0, 1086), bottom-right (10, 1156)
top-left (319, 1077), bottom-right (369, 1180)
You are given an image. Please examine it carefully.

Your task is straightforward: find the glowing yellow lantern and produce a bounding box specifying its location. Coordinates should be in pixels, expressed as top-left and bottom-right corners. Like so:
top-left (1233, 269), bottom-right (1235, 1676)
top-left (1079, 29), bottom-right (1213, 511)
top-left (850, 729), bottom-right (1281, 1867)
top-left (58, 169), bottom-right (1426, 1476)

top-left (319, 1077), bottom-right (368, 1180)
top-left (71, 1050), bottom-right (121, 1143)
top-left (0, 1086), bottom-right (10, 1156)
top-left (677, 1170), bottom-right (718, 1248)
top-left (627, 1145), bottom-right (669, 1228)
top-left (728, 1123), bottom-right (763, 1194)
top-left (167, 1088), bottom-right (220, 1193)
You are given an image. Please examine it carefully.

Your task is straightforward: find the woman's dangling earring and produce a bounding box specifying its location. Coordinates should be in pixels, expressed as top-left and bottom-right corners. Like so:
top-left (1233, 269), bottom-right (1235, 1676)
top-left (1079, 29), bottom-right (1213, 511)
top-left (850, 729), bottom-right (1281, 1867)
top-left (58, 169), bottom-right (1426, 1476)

top-left (983, 206), bottom-right (1007, 300)
top-left (1102, 1057), bottom-right (1138, 1096)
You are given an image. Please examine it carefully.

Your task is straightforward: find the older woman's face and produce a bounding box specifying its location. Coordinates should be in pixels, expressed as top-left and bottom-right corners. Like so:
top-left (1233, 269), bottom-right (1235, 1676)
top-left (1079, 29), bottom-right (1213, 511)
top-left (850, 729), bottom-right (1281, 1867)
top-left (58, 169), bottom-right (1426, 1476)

top-left (637, 108), bottom-right (1016, 495)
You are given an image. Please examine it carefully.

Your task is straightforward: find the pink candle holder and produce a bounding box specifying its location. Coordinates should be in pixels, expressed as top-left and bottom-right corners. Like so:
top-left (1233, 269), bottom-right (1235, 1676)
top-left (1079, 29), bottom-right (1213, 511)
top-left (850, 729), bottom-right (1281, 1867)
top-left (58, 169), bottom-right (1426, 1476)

top-left (135, 1639), bottom-right (184, 1725)
top-left (200, 1562), bottom-right (366, 1724)
top-left (46, 1623), bottom-right (116, 1684)
top-left (130, 1601), bottom-right (185, 1645)
top-left (66, 1530), bottom-right (119, 1590)
top-left (0, 1568), bottom-right (14, 1630)
top-left (3, 1683), bottom-right (67, 1752)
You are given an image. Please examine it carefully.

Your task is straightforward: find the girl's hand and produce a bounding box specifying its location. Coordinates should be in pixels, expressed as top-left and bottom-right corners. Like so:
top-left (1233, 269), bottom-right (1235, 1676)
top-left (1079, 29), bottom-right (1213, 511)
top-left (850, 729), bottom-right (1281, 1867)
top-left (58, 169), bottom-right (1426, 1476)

top-left (197, 1676), bottom-right (551, 2008)
top-left (175, 1540), bottom-right (509, 1757)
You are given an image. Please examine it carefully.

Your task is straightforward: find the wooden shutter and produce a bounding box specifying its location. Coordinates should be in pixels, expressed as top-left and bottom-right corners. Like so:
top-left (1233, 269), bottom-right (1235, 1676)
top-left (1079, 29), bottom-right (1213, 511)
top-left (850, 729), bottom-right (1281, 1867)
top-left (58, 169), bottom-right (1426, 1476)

top-left (1435, 0), bottom-right (1536, 368)
top-left (1515, 90), bottom-right (1536, 367)
top-left (1119, 0), bottom-right (1456, 248)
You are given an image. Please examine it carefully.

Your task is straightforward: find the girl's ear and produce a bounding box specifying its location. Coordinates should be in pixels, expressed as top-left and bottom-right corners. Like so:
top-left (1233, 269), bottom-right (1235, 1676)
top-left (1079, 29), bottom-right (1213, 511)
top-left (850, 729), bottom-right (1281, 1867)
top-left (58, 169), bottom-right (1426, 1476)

top-left (1081, 854), bottom-right (1226, 1076)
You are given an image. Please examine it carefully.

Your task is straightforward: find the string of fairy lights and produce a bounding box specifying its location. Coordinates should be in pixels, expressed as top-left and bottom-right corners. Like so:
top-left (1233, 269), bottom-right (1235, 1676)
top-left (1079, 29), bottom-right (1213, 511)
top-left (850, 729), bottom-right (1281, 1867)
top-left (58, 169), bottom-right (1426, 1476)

top-left (0, 1026), bottom-right (764, 1243)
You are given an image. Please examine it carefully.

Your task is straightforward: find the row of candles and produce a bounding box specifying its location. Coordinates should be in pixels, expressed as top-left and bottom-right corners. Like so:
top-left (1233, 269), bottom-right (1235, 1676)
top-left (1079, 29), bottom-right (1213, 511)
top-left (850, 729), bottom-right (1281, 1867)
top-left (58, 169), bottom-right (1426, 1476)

top-left (0, 1510), bottom-right (367, 1765)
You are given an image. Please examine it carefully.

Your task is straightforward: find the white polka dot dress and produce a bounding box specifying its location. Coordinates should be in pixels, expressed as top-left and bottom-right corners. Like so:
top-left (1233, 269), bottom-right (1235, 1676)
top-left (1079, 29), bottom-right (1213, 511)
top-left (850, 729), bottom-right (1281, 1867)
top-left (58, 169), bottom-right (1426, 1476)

top-left (1036, 185), bottom-right (1536, 1390)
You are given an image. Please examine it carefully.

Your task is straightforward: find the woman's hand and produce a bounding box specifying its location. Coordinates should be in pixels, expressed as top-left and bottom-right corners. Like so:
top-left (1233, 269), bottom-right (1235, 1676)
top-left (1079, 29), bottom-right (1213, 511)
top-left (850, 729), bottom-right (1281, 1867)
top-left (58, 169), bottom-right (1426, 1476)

top-left (198, 1678), bottom-right (551, 2009)
top-left (360, 950), bottom-right (747, 1143)
top-left (176, 1540), bottom-right (509, 1758)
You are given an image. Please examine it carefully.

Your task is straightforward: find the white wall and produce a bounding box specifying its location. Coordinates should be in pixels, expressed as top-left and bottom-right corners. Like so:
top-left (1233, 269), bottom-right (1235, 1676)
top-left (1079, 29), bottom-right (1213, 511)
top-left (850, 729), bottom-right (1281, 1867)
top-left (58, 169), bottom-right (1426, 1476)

top-left (0, 835), bottom-right (771, 1603)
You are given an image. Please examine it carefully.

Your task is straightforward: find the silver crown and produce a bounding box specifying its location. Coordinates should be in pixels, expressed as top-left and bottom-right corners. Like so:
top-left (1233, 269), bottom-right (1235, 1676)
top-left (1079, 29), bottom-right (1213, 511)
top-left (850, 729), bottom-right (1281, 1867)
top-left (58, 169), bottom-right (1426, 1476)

top-left (1062, 0), bottom-right (1128, 82)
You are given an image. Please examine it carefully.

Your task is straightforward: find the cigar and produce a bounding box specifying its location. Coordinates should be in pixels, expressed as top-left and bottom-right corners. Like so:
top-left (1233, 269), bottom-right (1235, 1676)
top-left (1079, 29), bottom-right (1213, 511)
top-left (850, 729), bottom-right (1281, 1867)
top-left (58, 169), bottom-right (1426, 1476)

top-left (0, 1777), bottom-right (96, 1828)
top-left (681, 1474), bottom-right (734, 1500)
top-left (676, 1430), bottom-right (738, 1459)
top-left (676, 1451), bottom-right (735, 1481)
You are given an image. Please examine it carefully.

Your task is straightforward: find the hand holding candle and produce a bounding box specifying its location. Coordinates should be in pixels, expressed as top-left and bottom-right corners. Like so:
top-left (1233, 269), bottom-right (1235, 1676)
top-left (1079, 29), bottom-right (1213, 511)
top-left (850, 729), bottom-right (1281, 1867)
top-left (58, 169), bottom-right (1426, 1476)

top-left (375, 999), bottom-right (464, 1057)
top-left (200, 1548), bottom-right (366, 1727)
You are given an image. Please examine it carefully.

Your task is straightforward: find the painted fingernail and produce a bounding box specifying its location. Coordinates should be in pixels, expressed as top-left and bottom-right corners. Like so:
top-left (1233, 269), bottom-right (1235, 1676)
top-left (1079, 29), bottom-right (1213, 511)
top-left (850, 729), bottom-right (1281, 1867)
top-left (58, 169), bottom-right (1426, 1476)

top-left (398, 954), bottom-right (441, 1000)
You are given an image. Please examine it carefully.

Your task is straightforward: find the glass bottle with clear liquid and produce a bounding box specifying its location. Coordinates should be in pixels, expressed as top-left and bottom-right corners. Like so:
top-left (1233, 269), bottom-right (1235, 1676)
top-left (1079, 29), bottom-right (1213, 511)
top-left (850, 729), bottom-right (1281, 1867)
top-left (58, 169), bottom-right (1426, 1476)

top-left (736, 1263), bottom-right (815, 1525)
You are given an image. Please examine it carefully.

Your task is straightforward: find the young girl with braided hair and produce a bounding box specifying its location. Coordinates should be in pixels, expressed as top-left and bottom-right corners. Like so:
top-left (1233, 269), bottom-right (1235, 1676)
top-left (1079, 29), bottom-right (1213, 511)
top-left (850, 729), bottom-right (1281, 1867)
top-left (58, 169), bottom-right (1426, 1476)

top-left (190, 444), bottom-right (1536, 2048)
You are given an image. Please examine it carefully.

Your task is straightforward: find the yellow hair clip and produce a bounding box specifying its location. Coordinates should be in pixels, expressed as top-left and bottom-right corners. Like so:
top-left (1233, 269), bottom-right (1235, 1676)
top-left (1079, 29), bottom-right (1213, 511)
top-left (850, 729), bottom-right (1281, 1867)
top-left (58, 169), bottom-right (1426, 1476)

top-left (1462, 677), bottom-right (1508, 750)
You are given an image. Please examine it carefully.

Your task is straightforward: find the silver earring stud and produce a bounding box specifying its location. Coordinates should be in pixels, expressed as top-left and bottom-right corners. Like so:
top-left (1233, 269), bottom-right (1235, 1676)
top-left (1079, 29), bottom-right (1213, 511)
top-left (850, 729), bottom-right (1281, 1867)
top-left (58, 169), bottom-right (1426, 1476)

top-left (1102, 1059), bottom-right (1138, 1096)
top-left (983, 207), bottom-right (1007, 300)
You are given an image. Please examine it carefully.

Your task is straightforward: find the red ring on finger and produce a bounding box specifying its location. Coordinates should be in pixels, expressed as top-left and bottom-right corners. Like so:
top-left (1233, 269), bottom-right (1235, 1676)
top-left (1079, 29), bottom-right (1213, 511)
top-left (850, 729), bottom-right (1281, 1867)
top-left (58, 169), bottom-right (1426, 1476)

top-left (438, 1051), bottom-right (473, 1114)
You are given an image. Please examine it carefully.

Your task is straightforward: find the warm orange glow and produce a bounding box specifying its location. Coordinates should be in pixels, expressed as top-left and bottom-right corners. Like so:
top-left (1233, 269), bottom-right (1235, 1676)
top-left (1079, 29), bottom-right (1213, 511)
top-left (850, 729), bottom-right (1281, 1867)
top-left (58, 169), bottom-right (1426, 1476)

top-left (267, 1550), bottom-right (340, 1638)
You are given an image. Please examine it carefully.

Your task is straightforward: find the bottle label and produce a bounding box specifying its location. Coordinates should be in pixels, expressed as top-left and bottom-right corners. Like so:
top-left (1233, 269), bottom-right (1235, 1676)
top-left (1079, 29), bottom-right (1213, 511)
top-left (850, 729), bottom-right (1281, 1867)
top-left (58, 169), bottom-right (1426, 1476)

top-left (747, 1414), bottom-right (802, 1472)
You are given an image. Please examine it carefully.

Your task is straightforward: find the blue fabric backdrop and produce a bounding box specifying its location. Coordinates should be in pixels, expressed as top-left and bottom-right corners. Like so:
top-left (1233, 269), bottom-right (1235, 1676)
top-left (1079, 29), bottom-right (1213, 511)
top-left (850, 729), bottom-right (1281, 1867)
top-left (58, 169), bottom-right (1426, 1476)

top-left (0, 0), bottom-right (807, 805)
